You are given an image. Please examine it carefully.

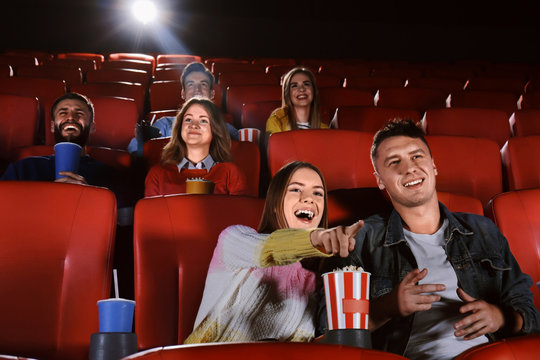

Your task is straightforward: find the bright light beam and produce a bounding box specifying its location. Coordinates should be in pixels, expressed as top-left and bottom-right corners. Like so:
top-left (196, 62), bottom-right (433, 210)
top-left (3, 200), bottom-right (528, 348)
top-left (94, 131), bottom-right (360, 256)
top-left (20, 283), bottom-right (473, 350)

top-left (132, 0), bottom-right (157, 24)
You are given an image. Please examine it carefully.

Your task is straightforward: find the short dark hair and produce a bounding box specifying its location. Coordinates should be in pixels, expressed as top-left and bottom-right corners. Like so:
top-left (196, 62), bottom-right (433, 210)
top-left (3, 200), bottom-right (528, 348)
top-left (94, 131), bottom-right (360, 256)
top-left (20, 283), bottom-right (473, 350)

top-left (181, 62), bottom-right (214, 90)
top-left (371, 119), bottom-right (431, 163)
top-left (51, 92), bottom-right (94, 122)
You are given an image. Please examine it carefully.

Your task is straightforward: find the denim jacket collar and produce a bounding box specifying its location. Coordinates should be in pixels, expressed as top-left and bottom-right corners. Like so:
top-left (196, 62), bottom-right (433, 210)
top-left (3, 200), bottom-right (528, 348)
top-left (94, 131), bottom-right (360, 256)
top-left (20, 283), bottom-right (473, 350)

top-left (383, 201), bottom-right (473, 247)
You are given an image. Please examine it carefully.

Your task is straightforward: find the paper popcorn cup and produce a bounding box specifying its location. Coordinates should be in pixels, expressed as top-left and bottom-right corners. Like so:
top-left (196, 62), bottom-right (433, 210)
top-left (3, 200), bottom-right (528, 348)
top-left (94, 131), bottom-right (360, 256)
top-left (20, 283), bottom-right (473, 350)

top-left (238, 128), bottom-right (260, 144)
top-left (322, 270), bottom-right (370, 330)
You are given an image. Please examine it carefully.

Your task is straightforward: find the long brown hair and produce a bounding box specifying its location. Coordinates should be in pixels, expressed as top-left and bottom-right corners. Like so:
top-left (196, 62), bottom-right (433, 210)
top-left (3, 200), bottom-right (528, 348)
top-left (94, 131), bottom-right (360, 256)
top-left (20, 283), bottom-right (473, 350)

top-left (161, 97), bottom-right (232, 165)
top-left (258, 161), bottom-right (328, 233)
top-left (280, 67), bottom-right (322, 130)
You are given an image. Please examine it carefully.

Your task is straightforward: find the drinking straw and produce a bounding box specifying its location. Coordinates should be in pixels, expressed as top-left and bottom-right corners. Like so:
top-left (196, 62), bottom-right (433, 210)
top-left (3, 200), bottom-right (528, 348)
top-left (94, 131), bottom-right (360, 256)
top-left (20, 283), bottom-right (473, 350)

top-left (113, 269), bottom-right (119, 298)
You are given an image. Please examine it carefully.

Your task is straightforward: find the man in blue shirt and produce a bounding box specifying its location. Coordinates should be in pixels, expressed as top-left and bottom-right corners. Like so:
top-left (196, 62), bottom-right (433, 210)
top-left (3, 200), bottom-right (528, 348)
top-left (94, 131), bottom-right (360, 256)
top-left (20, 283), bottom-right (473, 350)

top-left (127, 62), bottom-right (239, 155)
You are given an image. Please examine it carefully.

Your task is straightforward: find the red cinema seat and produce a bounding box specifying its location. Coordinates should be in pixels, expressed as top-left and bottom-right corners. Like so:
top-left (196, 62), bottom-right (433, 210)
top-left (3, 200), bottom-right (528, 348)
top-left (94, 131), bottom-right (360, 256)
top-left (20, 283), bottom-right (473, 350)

top-left (88, 97), bottom-right (140, 149)
top-left (71, 82), bottom-right (146, 116)
top-left (56, 52), bottom-right (104, 63)
top-left (375, 87), bottom-right (448, 114)
top-left (0, 94), bottom-right (40, 162)
top-left (101, 59), bottom-right (154, 74)
top-left (345, 76), bottom-right (405, 93)
top-left (143, 138), bottom-right (260, 197)
top-left (16, 65), bottom-right (83, 87)
top-left (267, 130), bottom-right (376, 191)
top-left (156, 54), bottom-right (202, 66)
top-left (455, 334), bottom-right (540, 360)
top-left (226, 85), bottom-right (282, 127)
top-left (108, 53), bottom-right (156, 73)
top-left (314, 74), bottom-right (343, 88)
top-left (241, 100), bottom-right (281, 131)
top-left (251, 57), bottom-right (296, 67)
top-left (449, 90), bottom-right (519, 116)
top-left (406, 77), bottom-right (466, 93)
top-left (520, 91), bottom-right (540, 110)
top-left (501, 135), bottom-right (540, 190)
top-left (86, 68), bottom-right (151, 90)
top-left (212, 62), bottom-right (266, 78)
top-left (427, 135), bottom-right (502, 207)
top-left (509, 109), bottom-right (540, 136)
top-left (0, 182), bottom-right (116, 360)
top-left (45, 58), bottom-right (97, 72)
top-left (133, 195), bottom-right (265, 349)
top-left (332, 106), bottom-right (421, 132)
top-left (218, 71), bottom-right (279, 87)
top-left (423, 108), bottom-right (511, 148)
top-left (465, 76), bottom-right (528, 96)
top-left (0, 64), bottom-right (13, 78)
top-left (265, 64), bottom-right (297, 78)
top-left (487, 190), bottom-right (540, 312)
top-left (0, 77), bottom-right (66, 103)
top-left (123, 342), bottom-right (408, 360)
top-left (153, 68), bottom-right (185, 81)
top-left (318, 88), bottom-right (374, 116)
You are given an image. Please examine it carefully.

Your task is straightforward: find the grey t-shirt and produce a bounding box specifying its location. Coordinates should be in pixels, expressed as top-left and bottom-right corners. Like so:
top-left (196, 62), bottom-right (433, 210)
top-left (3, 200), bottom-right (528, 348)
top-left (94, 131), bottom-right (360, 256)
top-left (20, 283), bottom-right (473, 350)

top-left (403, 219), bottom-right (487, 360)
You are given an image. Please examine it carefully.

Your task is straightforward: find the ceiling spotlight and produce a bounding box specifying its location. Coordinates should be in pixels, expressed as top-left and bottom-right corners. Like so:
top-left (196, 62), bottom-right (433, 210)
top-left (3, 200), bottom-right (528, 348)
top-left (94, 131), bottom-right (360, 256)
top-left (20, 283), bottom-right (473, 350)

top-left (132, 0), bottom-right (157, 24)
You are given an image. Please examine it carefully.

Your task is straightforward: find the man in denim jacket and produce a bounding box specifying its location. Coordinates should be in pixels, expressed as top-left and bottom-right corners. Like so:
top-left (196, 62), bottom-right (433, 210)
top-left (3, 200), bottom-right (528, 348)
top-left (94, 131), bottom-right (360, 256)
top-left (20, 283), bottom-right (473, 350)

top-left (319, 119), bottom-right (539, 359)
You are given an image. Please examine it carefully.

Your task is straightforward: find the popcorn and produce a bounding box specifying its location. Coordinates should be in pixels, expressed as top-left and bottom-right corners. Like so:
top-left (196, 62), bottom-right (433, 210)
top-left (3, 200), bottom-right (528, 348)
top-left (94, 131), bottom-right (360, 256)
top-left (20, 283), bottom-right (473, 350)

top-left (334, 265), bottom-right (364, 272)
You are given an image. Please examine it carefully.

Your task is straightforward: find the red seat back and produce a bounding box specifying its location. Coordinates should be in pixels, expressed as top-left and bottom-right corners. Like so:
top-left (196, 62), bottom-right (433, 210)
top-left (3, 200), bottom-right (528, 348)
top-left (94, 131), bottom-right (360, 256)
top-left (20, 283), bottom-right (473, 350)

top-left (375, 87), bottom-right (448, 113)
top-left (449, 90), bottom-right (519, 116)
top-left (0, 182), bottom-right (116, 360)
top-left (0, 94), bottom-right (40, 161)
top-left (267, 130), bottom-right (376, 191)
top-left (501, 135), bottom-right (540, 190)
top-left (423, 108), bottom-right (511, 148)
top-left (226, 85), bottom-right (282, 127)
top-left (333, 106), bottom-right (421, 132)
top-left (487, 190), bottom-right (540, 312)
top-left (134, 195), bottom-right (265, 348)
top-left (241, 100), bottom-right (281, 131)
top-left (510, 109), bottom-right (540, 136)
top-left (71, 82), bottom-right (145, 116)
top-left (124, 342), bottom-right (408, 360)
top-left (427, 135), bottom-right (502, 207)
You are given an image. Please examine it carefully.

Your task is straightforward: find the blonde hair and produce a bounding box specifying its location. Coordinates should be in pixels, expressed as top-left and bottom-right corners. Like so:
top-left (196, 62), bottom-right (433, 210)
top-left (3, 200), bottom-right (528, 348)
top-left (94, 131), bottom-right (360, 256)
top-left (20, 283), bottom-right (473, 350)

top-left (280, 67), bottom-right (322, 130)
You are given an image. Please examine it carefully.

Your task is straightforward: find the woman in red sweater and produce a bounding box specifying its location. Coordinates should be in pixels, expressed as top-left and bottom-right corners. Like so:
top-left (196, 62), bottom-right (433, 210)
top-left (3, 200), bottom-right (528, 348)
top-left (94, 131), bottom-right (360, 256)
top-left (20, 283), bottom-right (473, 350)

top-left (145, 97), bottom-right (247, 196)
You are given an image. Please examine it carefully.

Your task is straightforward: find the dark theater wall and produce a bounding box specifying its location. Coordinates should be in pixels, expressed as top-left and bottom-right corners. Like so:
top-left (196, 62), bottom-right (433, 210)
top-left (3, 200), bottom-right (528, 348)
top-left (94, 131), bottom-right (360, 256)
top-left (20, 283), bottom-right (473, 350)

top-left (2, 0), bottom-right (540, 62)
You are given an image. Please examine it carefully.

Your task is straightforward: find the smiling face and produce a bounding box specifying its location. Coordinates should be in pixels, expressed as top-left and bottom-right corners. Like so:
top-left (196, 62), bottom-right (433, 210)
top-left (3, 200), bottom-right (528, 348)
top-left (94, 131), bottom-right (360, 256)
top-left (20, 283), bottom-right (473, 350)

top-left (181, 71), bottom-right (214, 100)
top-left (51, 98), bottom-right (94, 146)
top-left (282, 167), bottom-right (325, 229)
top-left (180, 103), bottom-right (213, 149)
top-left (289, 72), bottom-right (314, 108)
top-left (373, 135), bottom-right (438, 210)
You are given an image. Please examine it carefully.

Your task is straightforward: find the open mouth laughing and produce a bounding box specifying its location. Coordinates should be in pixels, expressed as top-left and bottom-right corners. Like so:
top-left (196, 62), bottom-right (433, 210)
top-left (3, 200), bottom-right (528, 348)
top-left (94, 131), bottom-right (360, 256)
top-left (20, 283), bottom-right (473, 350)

top-left (294, 209), bottom-right (315, 221)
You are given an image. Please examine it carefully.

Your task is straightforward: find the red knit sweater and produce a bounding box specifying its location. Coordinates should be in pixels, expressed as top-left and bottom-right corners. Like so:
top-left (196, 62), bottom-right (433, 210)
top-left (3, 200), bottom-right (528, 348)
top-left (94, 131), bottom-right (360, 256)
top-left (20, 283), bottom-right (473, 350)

top-left (145, 162), bottom-right (248, 197)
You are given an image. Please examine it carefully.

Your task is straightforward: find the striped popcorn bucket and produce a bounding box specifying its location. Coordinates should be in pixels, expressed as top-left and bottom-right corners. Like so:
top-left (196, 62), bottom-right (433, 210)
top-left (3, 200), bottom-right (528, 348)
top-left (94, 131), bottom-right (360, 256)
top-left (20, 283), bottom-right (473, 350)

top-left (322, 270), bottom-right (370, 330)
top-left (238, 128), bottom-right (260, 144)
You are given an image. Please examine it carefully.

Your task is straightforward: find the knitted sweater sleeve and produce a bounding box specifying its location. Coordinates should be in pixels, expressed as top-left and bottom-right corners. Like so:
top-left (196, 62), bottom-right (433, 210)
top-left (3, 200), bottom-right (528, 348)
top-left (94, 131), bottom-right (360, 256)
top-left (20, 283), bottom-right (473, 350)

top-left (219, 225), bottom-right (329, 269)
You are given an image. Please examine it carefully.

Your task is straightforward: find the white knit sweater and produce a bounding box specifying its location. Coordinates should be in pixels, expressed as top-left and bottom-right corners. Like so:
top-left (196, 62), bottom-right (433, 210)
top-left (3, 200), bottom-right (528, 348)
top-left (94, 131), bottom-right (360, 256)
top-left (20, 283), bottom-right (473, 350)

top-left (184, 225), bottom-right (329, 343)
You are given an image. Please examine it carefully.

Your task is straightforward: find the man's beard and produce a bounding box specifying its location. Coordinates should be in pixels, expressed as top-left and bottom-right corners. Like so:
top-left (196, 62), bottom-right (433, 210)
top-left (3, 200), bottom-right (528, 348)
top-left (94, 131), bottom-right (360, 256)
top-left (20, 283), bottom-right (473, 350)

top-left (54, 122), bottom-right (91, 147)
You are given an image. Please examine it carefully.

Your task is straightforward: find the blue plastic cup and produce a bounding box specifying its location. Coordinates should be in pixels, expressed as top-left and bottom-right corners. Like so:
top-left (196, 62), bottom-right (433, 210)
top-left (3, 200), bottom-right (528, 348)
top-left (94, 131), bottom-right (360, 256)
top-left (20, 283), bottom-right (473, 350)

top-left (97, 298), bottom-right (136, 333)
top-left (54, 142), bottom-right (82, 179)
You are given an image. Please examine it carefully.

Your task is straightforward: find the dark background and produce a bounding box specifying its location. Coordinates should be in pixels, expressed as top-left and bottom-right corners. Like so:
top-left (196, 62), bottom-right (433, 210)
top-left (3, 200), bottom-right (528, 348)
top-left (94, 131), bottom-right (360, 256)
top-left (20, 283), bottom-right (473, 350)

top-left (2, 0), bottom-right (540, 62)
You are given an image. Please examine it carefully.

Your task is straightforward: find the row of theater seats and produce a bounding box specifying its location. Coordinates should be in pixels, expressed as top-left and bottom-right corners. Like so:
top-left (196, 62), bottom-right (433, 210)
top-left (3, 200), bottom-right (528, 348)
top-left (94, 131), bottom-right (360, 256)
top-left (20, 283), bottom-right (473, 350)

top-left (3, 125), bottom-right (540, 210)
top-left (0, 181), bottom-right (538, 359)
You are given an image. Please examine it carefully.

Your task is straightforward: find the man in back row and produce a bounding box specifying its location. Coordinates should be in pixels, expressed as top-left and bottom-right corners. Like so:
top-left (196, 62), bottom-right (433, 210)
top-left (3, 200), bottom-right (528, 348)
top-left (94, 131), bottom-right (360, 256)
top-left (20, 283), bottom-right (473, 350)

top-left (318, 119), bottom-right (539, 359)
top-left (1, 92), bottom-right (131, 210)
top-left (128, 62), bottom-right (239, 155)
